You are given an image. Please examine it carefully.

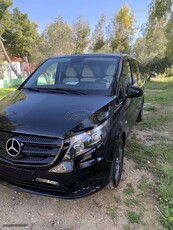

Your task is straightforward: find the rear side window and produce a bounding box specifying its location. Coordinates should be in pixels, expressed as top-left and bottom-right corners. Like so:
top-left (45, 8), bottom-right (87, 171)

top-left (130, 60), bottom-right (140, 86)
top-left (122, 60), bottom-right (132, 92)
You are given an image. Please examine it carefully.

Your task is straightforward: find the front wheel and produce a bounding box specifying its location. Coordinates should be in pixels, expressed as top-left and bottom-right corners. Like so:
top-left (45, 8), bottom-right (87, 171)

top-left (108, 139), bottom-right (124, 188)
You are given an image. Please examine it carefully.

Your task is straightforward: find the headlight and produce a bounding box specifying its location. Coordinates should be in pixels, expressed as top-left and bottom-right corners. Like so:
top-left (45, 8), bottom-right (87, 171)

top-left (66, 120), bottom-right (110, 158)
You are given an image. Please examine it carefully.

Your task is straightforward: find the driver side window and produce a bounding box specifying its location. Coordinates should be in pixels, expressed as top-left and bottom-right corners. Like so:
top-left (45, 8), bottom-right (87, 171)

top-left (37, 63), bottom-right (58, 86)
top-left (122, 60), bottom-right (132, 93)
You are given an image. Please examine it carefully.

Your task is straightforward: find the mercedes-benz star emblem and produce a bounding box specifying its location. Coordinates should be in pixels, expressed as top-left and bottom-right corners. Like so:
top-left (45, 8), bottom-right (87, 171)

top-left (6, 138), bottom-right (21, 158)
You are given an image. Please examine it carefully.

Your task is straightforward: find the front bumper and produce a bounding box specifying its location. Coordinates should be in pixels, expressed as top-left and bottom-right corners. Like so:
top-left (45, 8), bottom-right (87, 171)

top-left (0, 157), bottom-right (111, 199)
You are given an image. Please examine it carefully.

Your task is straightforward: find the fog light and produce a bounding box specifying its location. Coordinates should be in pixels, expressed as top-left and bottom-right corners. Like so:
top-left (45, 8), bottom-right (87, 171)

top-left (36, 178), bottom-right (59, 186)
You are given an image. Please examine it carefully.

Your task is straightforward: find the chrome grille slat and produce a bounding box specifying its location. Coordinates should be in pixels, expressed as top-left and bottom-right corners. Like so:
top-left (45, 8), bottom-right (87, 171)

top-left (24, 145), bottom-right (57, 152)
top-left (19, 135), bottom-right (62, 145)
top-left (19, 135), bottom-right (56, 142)
top-left (23, 146), bottom-right (58, 156)
top-left (20, 142), bottom-right (61, 148)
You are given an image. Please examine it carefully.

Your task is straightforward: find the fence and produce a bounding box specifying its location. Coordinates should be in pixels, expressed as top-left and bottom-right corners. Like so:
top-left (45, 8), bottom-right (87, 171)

top-left (0, 60), bottom-right (34, 88)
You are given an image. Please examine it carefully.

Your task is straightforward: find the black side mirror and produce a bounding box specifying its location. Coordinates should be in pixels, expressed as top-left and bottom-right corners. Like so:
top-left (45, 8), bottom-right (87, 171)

top-left (126, 85), bottom-right (143, 98)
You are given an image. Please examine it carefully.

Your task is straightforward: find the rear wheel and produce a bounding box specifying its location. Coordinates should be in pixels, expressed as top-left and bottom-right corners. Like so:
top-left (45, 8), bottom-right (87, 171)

top-left (108, 139), bottom-right (124, 188)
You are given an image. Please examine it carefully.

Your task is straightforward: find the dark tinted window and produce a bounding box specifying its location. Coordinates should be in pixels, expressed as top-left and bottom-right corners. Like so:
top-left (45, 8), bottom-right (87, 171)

top-left (131, 60), bottom-right (140, 86)
top-left (122, 60), bottom-right (132, 92)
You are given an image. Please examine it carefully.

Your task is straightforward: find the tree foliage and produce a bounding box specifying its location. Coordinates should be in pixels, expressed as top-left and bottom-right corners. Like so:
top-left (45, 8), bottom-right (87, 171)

top-left (1, 0), bottom-right (173, 79)
top-left (0, 3), bottom-right (38, 58)
top-left (0, 0), bottom-right (20, 77)
top-left (134, 25), bottom-right (167, 63)
top-left (0, 1), bottom-right (38, 78)
top-left (45, 16), bottom-right (74, 56)
top-left (31, 16), bottom-right (75, 66)
top-left (30, 34), bottom-right (49, 66)
top-left (0, 0), bottom-right (12, 19)
top-left (2, 7), bottom-right (38, 57)
top-left (166, 13), bottom-right (173, 59)
top-left (31, 16), bottom-right (91, 65)
top-left (91, 13), bottom-right (106, 52)
top-left (0, 0), bottom-right (13, 35)
top-left (149, 0), bottom-right (172, 21)
top-left (108, 4), bottom-right (136, 53)
top-left (72, 16), bottom-right (91, 54)
top-left (133, 0), bottom-right (173, 76)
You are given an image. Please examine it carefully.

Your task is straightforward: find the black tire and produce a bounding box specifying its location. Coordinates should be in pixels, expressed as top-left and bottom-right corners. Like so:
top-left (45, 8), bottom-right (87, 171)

top-left (108, 139), bottom-right (124, 189)
top-left (136, 101), bottom-right (144, 122)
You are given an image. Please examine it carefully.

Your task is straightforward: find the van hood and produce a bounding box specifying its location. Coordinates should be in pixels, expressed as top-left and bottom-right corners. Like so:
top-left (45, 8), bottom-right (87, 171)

top-left (0, 90), bottom-right (114, 138)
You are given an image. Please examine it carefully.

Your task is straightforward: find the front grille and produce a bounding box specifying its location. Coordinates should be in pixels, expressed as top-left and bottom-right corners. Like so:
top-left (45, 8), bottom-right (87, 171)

top-left (0, 130), bottom-right (64, 166)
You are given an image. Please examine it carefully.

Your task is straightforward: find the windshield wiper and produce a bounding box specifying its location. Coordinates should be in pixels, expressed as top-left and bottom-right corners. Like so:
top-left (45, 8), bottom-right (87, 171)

top-left (20, 87), bottom-right (40, 92)
top-left (34, 87), bottom-right (86, 95)
top-left (54, 88), bottom-right (86, 95)
top-left (20, 87), bottom-right (86, 95)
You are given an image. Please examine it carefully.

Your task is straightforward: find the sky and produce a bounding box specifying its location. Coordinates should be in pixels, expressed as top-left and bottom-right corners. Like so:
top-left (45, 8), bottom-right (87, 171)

top-left (12, 0), bottom-right (151, 34)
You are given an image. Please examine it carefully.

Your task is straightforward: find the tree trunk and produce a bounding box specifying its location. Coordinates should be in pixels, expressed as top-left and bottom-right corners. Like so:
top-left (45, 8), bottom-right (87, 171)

top-left (0, 39), bottom-right (21, 78)
top-left (25, 55), bottom-right (31, 76)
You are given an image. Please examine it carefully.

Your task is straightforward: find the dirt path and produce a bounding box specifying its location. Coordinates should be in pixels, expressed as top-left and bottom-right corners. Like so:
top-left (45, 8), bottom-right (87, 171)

top-left (0, 155), bottom-right (160, 230)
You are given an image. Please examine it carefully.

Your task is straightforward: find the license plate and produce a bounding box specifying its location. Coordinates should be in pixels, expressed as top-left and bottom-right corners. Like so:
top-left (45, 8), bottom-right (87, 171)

top-left (0, 164), bottom-right (35, 181)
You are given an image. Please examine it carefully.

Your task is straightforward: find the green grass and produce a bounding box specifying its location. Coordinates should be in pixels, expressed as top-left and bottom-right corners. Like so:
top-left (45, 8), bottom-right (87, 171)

top-left (145, 90), bottom-right (173, 106)
top-left (144, 105), bottom-right (158, 112)
top-left (0, 88), bottom-right (16, 99)
top-left (123, 183), bottom-right (134, 196)
top-left (145, 76), bottom-right (173, 90)
top-left (140, 113), bottom-right (173, 130)
top-left (138, 176), bottom-right (155, 194)
top-left (160, 197), bottom-right (173, 228)
top-left (124, 197), bottom-right (140, 207)
top-left (127, 76), bottom-right (173, 229)
top-left (127, 211), bottom-right (142, 224)
top-left (106, 206), bottom-right (117, 220)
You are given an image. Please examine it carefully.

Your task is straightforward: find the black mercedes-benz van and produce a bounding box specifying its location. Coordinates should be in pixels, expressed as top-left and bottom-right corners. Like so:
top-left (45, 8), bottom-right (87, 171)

top-left (0, 54), bottom-right (144, 198)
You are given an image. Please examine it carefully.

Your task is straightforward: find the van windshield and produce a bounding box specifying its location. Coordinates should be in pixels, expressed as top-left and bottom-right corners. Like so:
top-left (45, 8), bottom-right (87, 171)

top-left (22, 56), bottom-right (120, 95)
